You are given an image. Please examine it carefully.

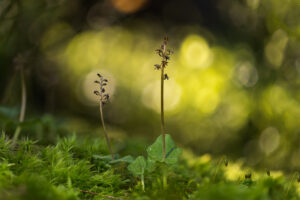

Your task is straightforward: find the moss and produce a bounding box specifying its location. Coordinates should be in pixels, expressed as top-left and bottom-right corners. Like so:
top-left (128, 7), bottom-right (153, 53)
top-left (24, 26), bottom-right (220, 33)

top-left (0, 133), bottom-right (299, 200)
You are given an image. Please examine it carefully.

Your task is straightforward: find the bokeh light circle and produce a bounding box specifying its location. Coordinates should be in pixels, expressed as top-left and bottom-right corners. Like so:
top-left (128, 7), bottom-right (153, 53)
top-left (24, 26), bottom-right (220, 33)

top-left (65, 31), bottom-right (104, 74)
top-left (259, 127), bottom-right (280, 155)
top-left (235, 61), bottom-right (259, 87)
top-left (180, 34), bottom-right (213, 69)
top-left (142, 80), bottom-right (182, 113)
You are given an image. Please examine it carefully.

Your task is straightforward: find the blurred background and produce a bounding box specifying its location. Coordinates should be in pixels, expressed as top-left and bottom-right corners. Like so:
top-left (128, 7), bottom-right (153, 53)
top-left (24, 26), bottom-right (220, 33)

top-left (0, 0), bottom-right (300, 170)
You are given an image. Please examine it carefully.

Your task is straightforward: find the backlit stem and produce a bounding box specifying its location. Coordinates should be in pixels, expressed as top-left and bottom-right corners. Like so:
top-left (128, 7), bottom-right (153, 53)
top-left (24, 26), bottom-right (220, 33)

top-left (99, 92), bottom-right (114, 160)
top-left (141, 170), bottom-right (145, 191)
top-left (13, 66), bottom-right (26, 144)
top-left (161, 65), bottom-right (165, 159)
top-left (161, 39), bottom-right (167, 160)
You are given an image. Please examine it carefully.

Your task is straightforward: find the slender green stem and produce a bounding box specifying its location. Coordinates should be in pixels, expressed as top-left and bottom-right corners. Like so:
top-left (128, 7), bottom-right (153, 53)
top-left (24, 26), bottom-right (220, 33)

top-left (99, 94), bottom-right (114, 160)
top-left (161, 39), bottom-right (167, 160)
top-left (13, 66), bottom-right (26, 144)
top-left (19, 66), bottom-right (26, 123)
top-left (141, 172), bottom-right (145, 191)
top-left (161, 65), bottom-right (165, 160)
top-left (162, 169), bottom-right (168, 189)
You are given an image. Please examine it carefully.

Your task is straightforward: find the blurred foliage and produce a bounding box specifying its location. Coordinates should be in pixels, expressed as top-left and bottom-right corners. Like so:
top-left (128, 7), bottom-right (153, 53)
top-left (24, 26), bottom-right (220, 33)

top-left (0, 0), bottom-right (300, 171)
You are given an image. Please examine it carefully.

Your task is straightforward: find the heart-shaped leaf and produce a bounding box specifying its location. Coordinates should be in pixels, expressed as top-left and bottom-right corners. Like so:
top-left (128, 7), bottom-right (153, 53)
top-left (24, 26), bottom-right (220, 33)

top-left (127, 156), bottom-right (146, 177)
top-left (146, 134), bottom-right (181, 165)
top-left (146, 159), bottom-right (156, 173)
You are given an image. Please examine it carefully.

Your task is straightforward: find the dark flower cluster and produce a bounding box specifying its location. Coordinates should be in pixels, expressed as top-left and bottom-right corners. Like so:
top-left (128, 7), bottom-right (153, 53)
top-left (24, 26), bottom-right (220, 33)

top-left (94, 73), bottom-right (109, 104)
top-left (154, 37), bottom-right (173, 80)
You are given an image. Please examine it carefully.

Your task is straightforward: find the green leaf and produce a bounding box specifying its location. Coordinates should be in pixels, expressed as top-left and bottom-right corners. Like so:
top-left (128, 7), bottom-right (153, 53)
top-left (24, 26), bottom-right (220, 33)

top-left (146, 159), bottom-right (156, 173)
top-left (127, 156), bottom-right (146, 176)
top-left (146, 134), bottom-right (181, 165)
top-left (109, 155), bottom-right (134, 164)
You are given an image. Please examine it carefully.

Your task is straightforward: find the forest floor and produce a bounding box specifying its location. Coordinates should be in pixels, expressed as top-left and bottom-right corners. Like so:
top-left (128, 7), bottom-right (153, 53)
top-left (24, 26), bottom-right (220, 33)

top-left (0, 114), bottom-right (300, 200)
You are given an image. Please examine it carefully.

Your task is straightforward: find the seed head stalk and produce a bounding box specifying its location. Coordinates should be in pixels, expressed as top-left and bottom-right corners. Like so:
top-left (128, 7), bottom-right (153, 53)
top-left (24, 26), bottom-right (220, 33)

top-left (161, 39), bottom-right (167, 159)
top-left (94, 74), bottom-right (114, 160)
top-left (154, 37), bottom-right (172, 160)
top-left (99, 94), bottom-right (114, 160)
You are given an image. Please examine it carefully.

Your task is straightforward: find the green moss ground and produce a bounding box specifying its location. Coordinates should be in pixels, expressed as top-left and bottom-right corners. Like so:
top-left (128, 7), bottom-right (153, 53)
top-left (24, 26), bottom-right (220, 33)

top-left (0, 132), bottom-right (300, 200)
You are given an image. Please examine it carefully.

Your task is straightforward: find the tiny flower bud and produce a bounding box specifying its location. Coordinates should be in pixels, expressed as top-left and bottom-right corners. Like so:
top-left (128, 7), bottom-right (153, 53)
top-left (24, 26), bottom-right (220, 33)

top-left (167, 49), bottom-right (174, 54)
top-left (101, 88), bottom-right (105, 93)
top-left (94, 80), bottom-right (100, 84)
top-left (97, 73), bottom-right (102, 77)
top-left (155, 49), bottom-right (162, 56)
top-left (154, 64), bottom-right (161, 70)
top-left (162, 61), bottom-right (168, 66)
top-left (94, 91), bottom-right (100, 95)
top-left (164, 74), bottom-right (169, 80)
top-left (104, 94), bottom-right (110, 100)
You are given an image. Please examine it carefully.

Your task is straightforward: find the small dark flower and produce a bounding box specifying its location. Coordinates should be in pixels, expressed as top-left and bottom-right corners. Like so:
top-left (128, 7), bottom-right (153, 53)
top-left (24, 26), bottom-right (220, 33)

top-left (97, 73), bottom-right (102, 78)
top-left (162, 61), bottom-right (168, 66)
top-left (94, 91), bottom-right (100, 95)
top-left (104, 94), bottom-right (110, 100)
top-left (154, 64), bottom-right (161, 70)
top-left (165, 55), bottom-right (170, 60)
top-left (94, 80), bottom-right (100, 84)
top-left (101, 88), bottom-right (105, 93)
top-left (164, 74), bottom-right (169, 80)
top-left (167, 49), bottom-right (174, 55)
top-left (103, 79), bottom-right (108, 82)
top-left (102, 83), bottom-right (107, 86)
top-left (155, 49), bottom-right (162, 55)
